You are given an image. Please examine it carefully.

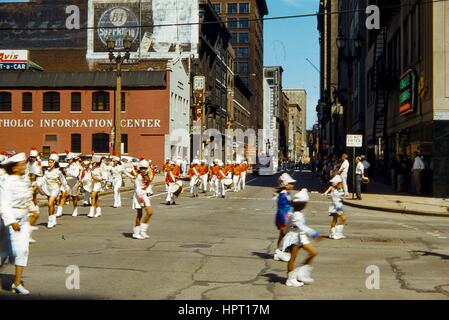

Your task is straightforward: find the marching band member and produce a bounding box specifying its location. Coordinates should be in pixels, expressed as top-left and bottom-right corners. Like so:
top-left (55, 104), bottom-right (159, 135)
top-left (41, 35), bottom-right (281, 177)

top-left (324, 175), bottom-right (347, 240)
top-left (87, 156), bottom-right (105, 218)
top-left (241, 160), bottom-right (248, 190)
top-left (198, 160), bottom-right (209, 193)
top-left (189, 159), bottom-right (200, 198)
top-left (0, 153), bottom-right (39, 294)
top-left (217, 161), bottom-right (227, 198)
top-left (209, 160), bottom-right (219, 195)
top-left (165, 161), bottom-right (180, 205)
top-left (132, 159), bottom-right (154, 240)
top-left (111, 157), bottom-right (134, 208)
top-left (224, 160), bottom-right (234, 180)
top-left (233, 160), bottom-right (242, 193)
top-left (25, 148), bottom-right (40, 176)
top-left (284, 189), bottom-right (322, 287)
top-left (164, 158), bottom-right (171, 191)
top-left (81, 161), bottom-right (92, 206)
top-left (27, 161), bottom-right (43, 244)
top-left (147, 160), bottom-right (156, 196)
top-left (41, 152), bottom-right (68, 228)
top-left (65, 153), bottom-right (82, 217)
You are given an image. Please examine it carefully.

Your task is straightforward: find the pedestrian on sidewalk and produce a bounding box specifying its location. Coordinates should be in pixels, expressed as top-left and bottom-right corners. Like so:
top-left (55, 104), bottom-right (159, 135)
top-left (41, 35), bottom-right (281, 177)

top-left (397, 155), bottom-right (406, 192)
top-left (273, 173), bottom-right (296, 262)
top-left (324, 175), bottom-right (347, 240)
top-left (338, 154), bottom-right (350, 198)
top-left (411, 152), bottom-right (425, 195)
top-left (355, 157), bottom-right (365, 200)
top-left (284, 189), bottom-right (322, 287)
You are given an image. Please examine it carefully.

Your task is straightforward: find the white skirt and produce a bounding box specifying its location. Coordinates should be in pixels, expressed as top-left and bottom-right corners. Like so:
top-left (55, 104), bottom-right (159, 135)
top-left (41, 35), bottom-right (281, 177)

top-left (92, 181), bottom-right (103, 193)
top-left (39, 181), bottom-right (61, 198)
top-left (281, 230), bottom-right (310, 250)
top-left (132, 193), bottom-right (151, 210)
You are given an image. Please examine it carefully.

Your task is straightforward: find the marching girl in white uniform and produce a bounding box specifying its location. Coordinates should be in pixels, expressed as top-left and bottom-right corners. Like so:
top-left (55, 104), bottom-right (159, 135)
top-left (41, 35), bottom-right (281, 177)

top-left (81, 161), bottom-right (92, 206)
top-left (111, 157), bottom-right (134, 208)
top-left (284, 189), bottom-right (323, 287)
top-left (65, 153), bottom-right (82, 217)
top-left (324, 175), bottom-right (347, 240)
top-left (132, 160), bottom-right (154, 240)
top-left (40, 153), bottom-right (68, 229)
top-left (88, 156), bottom-right (105, 218)
top-left (0, 153), bottom-right (39, 295)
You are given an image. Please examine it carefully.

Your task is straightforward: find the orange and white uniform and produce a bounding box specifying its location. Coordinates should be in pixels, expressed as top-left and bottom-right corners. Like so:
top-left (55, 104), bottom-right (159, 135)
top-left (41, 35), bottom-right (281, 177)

top-left (233, 162), bottom-right (242, 192)
top-left (241, 160), bottom-right (248, 190)
top-left (189, 160), bottom-right (200, 196)
top-left (198, 161), bottom-right (209, 193)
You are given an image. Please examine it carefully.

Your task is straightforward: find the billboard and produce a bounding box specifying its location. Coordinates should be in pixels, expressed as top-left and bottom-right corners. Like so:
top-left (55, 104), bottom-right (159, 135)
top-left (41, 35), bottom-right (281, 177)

top-left (0, 50), bottom-right (28, 71)
top-left (87, 0), bottom-right (199, 60)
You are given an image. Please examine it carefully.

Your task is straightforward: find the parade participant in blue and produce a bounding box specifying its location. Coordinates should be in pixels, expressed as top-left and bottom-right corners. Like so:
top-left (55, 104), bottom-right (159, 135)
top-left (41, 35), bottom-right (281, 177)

top-left (0, 153), bottom-right (39, 295)
top-left (273, 173), bottom-right (296, 262)
top-left (284, 189), bottom-right (323, 287)
top-left (132, 160), bottom-right (154, 240)
top-left (324, 175), bottom-right (347, 240)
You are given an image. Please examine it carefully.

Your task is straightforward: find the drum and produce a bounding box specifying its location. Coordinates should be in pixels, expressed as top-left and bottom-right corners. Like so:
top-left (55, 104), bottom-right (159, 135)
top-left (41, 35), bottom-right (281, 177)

top-left (169, 183), bottom-right (183, 197)
top-left (224, 178), bottom-right (233, 189)
top-left (195, 176), bottom-right (201, 187)
top-left (176, 180), bottom-right (183, 188)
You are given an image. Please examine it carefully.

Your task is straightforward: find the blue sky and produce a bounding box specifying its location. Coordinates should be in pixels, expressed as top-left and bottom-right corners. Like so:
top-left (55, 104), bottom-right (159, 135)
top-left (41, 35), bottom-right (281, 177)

top-left (264, 0), bottom-right (319, 129)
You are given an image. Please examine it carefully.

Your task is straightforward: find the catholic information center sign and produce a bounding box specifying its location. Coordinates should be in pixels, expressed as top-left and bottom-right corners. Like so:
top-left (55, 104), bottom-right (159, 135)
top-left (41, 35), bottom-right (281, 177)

top-left (346, 134), bottom-right (363, 148)
top-left (0, 50), bottom-right (28, 71)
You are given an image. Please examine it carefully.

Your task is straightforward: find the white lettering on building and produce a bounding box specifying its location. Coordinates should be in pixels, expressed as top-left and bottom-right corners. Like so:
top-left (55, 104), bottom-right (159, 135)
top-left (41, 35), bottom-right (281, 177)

top-left (2, 119), bottom-right (161, 128)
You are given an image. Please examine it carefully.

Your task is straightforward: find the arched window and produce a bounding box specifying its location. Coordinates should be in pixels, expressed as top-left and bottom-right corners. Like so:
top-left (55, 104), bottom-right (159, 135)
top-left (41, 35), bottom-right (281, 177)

top-left (0, 92), bottom-right (12, 112)
top-left (92, 91), bottom-right (110, 111)
top-left (43, 92), bottom-right (60, 111)
top-left (92, 133), bottom-right (109, 153)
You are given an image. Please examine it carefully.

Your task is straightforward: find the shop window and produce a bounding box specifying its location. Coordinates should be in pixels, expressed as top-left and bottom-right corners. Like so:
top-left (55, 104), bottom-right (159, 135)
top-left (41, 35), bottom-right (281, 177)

top-left (71, 134), bottom-right (81, 153)
top-left (92, 91), bottom-right (110, 111)
top-left (121, 134), bottom-right (128, 154)
top-left (22, 92), bottom-right (32, 112)
top-left (92, 133), bottom-right (109, 153)
top-left (43, 92), bottom-right (60, 112)
top-left (71, 92), bottom-right (81, 112)
top-left (0, 92), bottom-right (12, 112)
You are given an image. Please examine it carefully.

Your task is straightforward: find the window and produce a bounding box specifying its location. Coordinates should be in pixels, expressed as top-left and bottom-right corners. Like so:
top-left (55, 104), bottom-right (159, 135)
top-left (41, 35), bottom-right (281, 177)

top-left (238, 62), bottom-right (249, 73)
top-left (230, 33), bottom-right (238, 44)
top-left (121, 92), bottom-right (126, 111)
top-left (0, 92), bottom-right (12, 112)
top-left (21, 92), bottom-right (32, 112)
top-left (237, 47), bottom-right (249, 58)
top-left (92, 133), bottom-right (109, 153)
top-left (239, 32), bottom-right (249, 43)
top-left (71, 134), bottom-right (81, 153)
top-left (239, 18), bottom-right (249, 28)
top-left (212, 3), bottom-right (221, 14)
top-left (227, 18), bottom-right (237, 29)
top-left (121, 134), bottom-right (128, 154)
top-left (43, 92), bottom-right (60, 112)
top-left (92, 91), bottom-right (110, 111)
top-left (45, 135), bottom-right (57, 142)
top-left (239, 3), bottom-right (249, 13)
top-left (71, 92), bottom-right (81, 112)
top-left (227, 3), bottom-right (237, 13)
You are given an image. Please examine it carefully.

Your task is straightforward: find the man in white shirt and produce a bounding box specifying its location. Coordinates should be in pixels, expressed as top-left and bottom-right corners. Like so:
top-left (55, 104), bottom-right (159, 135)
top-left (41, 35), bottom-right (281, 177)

top-left (411, 152), bottom-right (425, 195)
top-left (355, 157), bottom-right (365, 200)
top-left (338, 154), bottom-right (350, 197)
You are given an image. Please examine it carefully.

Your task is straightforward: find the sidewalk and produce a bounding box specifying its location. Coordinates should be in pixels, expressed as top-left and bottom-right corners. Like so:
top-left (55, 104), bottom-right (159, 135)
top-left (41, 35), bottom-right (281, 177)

top-left (342, 179), bottom-right (449, 217)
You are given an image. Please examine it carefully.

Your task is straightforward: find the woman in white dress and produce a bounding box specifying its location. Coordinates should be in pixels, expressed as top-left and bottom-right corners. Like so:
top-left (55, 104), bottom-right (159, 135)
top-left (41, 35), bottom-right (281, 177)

top-left (132, 160), bottom-right (154, 240)
top-left (65, 153), bottom-right (82, 217)
top-left (88, 156), bottom-right (105, 218)
top-left (111, 157), bottom-right (134, 208)
top-left (0, 153), bottom-right (39, 295)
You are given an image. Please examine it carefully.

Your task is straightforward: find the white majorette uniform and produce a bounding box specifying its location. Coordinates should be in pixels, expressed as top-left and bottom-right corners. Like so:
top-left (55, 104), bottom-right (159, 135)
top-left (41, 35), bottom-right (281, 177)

top-left (81, 162), bottom-right (92, 206)
top-left (132, 160), bottom-right (153, 240)
top-left (132, 172), bottom-right (152, 210)
top-left (88, 156), bottom-right (105, 218)
top-left (327, 175), bottom-right (346, 240)
top-left (111, 157), bottom-right (134, 208)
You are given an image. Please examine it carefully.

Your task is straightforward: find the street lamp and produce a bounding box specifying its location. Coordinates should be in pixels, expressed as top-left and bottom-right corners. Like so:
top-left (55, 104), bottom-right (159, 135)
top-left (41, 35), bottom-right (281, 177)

top-left (106, 33), bottom-right (133, 157)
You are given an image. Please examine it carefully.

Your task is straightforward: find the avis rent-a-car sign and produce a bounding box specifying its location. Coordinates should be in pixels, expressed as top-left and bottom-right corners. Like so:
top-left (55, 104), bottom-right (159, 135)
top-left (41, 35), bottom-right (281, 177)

top-left (0, 50), bottom-right (29, 71)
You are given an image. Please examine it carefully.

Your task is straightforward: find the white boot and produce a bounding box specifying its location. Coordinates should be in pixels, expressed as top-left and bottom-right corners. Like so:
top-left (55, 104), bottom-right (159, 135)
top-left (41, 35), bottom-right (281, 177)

top-left (132, 226), bottom-right (145, 240)
top-left (56, 206), bottom-right (63, 217)
top-left (25, 223), bottom-right (39, 243)
top-left (72, 207), bottom-right (78, 217)
top-left (286, 269), bottom-right (304, 287)
top-left (333, 225), bottom-right (346, 240)
top-left (87, 207), bottom-right (95, 218)
top-left (274, 249), bottom-right (291, 262)
top-left (297, 265), bottom-right (314, 285)
top-left (47, 215), bottom-right (56, 229)
top-left (94, 207), bottom-right (102, 218)
top-left (11, 283), bottom-right (30, 295)
top-left (139, 223), bottom-right (150, 239)
top-left (329, 227), bottom-right (336, 239)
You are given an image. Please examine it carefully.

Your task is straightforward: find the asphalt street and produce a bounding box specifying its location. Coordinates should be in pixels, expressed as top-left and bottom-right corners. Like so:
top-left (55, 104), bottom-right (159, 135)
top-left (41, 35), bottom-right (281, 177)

top-left (1, 171), bottom-right (449, 300)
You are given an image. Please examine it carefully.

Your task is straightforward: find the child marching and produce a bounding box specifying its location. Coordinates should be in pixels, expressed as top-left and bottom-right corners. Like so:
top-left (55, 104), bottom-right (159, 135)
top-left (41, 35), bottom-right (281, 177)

top-left (324, 175), bottom-right (347, 240)
top-left (132, 159), bottom-right (154, 240)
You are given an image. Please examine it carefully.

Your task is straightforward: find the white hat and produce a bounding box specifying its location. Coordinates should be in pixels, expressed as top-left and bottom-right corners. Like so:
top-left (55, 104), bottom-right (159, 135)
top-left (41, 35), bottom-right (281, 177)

top-left (30, 149), bottom-right (39, 157)
top-left (49, 153), bottom-right (59, 162)
top-left (170, 161), bottom-right (175, 166)
top-left (293, 188), bottom-right (310, 203)
top-left (330, 175), bottom-right (343, 186)
top-left (214, 159), bottom-right (219, 164)
top-left (279, 173), bottom-right (296, 187)
top-left (226, 160), bottom-right (231, 164)
top-left (66, 152), bottom-right (75, 160)
top-left (218, 161), bottom-right (224, 166)
top-left (3, 152), bottom-right (26, 165)
top-left (139, 160), bottom-right (149, 168)
top-left (166, 157), bottom-right (170, 161)
top-left (83, 161), bottom-right (90, 165)
top-left (92, 155), bottom-right (102, 163)
top-left (29, 163), bottom-right (43, 176)
top-left (112, 156), bottom-right (120, 162)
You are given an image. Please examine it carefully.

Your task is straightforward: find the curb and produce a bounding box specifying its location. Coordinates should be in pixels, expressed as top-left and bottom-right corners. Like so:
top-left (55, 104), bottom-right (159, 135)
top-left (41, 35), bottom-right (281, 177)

top-left (342, 199), bottom-right (449, 218)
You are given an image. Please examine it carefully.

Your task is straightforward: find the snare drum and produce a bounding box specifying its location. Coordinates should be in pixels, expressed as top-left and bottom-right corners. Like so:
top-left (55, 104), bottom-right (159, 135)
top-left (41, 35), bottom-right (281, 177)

top-left (224, 178), bottom-right (233, 189)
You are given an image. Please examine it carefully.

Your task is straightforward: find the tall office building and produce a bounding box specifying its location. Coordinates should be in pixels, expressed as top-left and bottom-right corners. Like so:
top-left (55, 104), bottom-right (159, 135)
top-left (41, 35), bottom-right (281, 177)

top-left (211, 0), bottom-right (268, 131)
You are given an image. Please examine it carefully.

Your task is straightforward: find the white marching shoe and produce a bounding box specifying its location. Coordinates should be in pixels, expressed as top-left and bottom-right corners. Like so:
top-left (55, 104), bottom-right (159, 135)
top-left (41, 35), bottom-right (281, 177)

top-left (329, 227), bottom-right (336, 239)
top-left (297, 265), bottom-right (314, 285)
top-left (94, 207), bottom-right (102, 218)
top-left (139, 223), bottom-right (150, 239)
top-left (72, 208), bottom-right (78, 217)
top-left (87, 207), bottom-right (95, 218)
top-left (26, 224), bottom-right (39, 243)
top-left (47, 215), bottom-right (56, 229)
top-left (333, 225), bottom-right (346, 240)
top-left (11, 283), bottom-right (30, 295)
top-left (132, 226), bottom-right (145, 240)
top-left (286, 269), bottom-right (305, 287)
top-left (274, 249), bottom-right (291, 262)
top-left (55, 206), bottom-right (63, 217)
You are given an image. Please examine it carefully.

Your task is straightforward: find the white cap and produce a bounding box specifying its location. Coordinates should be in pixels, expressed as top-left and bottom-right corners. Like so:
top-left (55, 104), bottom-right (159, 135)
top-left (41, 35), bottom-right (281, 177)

top-left (279, 173), bottom-right (296, 187)
top-left (139, 160), bottom-right (149, 168)
top-left (49, 153), bottom-right (59, 162)
top-left (214, 159), bottom-right (219, 164)
top-left (30, 149), bottom-right (39, 157)
top-left (3, 152), bottom-right (26, 165)
top-left (92, 155), bottom-right (102, 164)
top-left (218, 161), bottom-right (224, 167)
top-left (66, 152), bottom-right (75, 160)
top-left (330, 175), bottom-right (343, 186)
top-left (293, 188), bottom-right (310, 203)
top-left (112, 156), bottom-right (120, 162)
